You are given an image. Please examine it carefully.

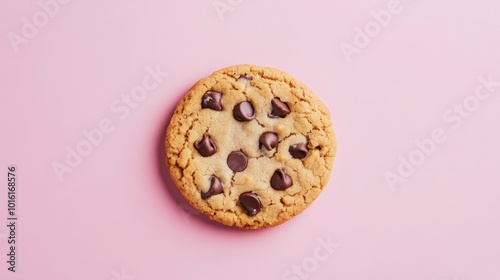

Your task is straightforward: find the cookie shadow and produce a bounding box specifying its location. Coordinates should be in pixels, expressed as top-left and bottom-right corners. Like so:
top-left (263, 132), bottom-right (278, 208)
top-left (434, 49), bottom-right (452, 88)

top-left (156, 93), bottom-right (271, 233)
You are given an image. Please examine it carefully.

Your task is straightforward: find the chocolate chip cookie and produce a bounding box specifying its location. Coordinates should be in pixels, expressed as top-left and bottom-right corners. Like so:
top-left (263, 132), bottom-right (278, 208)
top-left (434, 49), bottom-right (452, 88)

top-left (165, 65), bottom-right (336, 229)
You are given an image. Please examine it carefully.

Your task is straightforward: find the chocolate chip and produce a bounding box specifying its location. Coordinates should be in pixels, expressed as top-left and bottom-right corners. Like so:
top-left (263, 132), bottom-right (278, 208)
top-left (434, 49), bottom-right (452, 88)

top-left (202, 90), bottom-right (222, 111)
top-left (271, 169), bottom-right (293, 190)
top-left (289, 143), bottom-right (308, 159)
top-left (269, 97), bottom-right (290, 118)
top-left (239, 192), bottom-right (261, 216)
top-left (201, 176), bottom-right (223, 199)
top-left (194, 135), bottom-right (216, 157)
top-left (259, 132), bottom-right (278, 151)
top-left (227, 151), bottom-right (248, 172)
top-left (233, 101), bottom-right (256, 121)
top-left (239, 74), bottom-right (252, 81)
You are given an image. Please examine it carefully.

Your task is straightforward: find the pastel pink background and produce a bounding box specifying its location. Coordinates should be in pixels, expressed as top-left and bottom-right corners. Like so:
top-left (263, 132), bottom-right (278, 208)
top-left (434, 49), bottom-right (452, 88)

top-left (1, 0), bottom-right (500, 279)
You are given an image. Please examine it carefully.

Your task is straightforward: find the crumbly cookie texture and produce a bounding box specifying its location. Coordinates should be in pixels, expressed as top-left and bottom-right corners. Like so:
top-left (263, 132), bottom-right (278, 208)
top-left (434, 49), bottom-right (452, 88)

top-left (165, 65), bottom-right (336, 229)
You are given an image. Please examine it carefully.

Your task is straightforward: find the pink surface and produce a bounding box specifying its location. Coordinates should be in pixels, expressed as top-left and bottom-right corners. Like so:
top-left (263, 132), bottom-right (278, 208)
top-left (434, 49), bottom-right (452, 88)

top-left (1, 0), bottom-right (500, 279)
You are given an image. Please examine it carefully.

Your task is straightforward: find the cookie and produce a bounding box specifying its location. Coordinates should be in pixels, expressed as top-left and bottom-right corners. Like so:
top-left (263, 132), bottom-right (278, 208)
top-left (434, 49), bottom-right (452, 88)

top-left (165, 65), bottom-right (336, 229)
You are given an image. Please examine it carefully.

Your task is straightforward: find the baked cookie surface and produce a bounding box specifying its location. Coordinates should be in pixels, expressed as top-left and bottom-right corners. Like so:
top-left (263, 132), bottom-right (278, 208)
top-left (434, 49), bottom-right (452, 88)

top-left (165, 65), bottom-right (336, 229)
